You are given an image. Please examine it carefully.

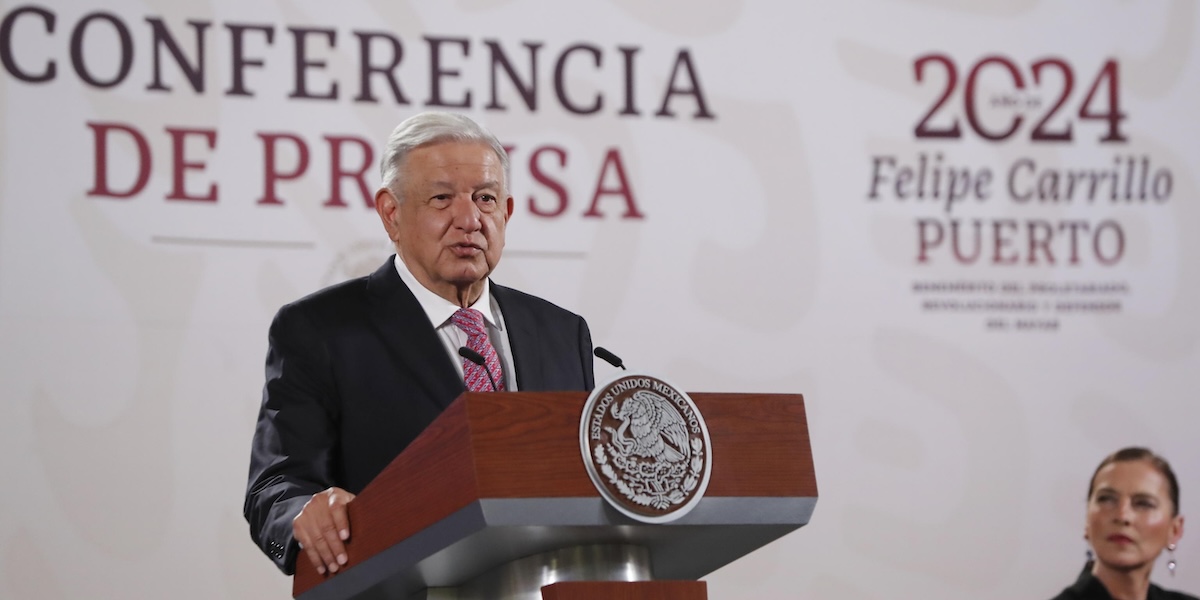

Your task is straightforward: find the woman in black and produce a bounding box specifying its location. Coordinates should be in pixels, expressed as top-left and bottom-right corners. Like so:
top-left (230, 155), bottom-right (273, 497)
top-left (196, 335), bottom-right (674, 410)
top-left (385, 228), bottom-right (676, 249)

top-left (1051, 447), bottom-right (1195, 600)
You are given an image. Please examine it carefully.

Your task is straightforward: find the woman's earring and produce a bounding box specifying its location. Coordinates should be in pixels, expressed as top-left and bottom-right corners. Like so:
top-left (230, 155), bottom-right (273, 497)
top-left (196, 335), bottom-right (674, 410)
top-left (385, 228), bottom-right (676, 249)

top-left (1167, 543), bottom-right (1177, 577)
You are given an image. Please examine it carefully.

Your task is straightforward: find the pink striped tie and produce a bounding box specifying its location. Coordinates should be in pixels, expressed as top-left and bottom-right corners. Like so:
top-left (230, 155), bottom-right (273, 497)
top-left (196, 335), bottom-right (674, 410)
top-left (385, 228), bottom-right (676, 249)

top-left (451, 308), bottom-right (505, 392)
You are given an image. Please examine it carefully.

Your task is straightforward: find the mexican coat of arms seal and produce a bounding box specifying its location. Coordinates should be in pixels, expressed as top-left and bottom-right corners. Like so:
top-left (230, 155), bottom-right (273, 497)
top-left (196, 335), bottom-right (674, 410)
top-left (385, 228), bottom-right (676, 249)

top-left (579, 374), bottom-right (712, 523)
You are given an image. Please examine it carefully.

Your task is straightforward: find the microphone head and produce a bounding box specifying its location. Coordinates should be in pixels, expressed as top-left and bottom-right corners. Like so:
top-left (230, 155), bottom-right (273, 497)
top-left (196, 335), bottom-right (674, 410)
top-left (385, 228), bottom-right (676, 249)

top-left (593, 346), bottom-right (625, 369)
top-left (458, 346), bottom-right (499, 391)
top-left (458, 346), bottom-right (486, 366)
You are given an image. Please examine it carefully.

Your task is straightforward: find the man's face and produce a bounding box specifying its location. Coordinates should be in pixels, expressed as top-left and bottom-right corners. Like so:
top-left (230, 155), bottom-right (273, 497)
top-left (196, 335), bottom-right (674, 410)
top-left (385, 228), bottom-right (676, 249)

top-left (377, 141), bottom-right (513, 304)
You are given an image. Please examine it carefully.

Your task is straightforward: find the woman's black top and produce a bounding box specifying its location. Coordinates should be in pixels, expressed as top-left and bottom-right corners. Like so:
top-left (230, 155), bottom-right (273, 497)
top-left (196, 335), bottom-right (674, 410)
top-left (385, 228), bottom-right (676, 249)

top-left (1051, 564), bottom-right (1198, 600)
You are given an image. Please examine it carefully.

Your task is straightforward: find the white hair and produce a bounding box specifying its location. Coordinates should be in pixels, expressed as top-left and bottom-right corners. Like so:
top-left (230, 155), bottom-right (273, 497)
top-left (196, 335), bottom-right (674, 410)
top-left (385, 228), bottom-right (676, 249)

top-left (379, 112), bottom-right (510, 200)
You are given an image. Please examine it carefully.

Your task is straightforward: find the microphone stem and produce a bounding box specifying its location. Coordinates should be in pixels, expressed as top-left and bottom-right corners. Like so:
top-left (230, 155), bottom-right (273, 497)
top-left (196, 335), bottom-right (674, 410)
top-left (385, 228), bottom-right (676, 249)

top-left (484, 366), bottom-right (498, 392)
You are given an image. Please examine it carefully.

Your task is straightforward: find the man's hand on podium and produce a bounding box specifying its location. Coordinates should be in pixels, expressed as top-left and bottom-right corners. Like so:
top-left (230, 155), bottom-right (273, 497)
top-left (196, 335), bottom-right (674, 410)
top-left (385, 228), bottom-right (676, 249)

top-left (293, 487), bottom-right (356, 576)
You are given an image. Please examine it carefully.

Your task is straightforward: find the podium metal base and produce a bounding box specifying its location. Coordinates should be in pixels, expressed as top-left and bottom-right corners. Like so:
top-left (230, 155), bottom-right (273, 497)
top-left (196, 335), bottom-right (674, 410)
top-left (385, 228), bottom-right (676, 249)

top-left (419, 544), bottom-right (652, 600)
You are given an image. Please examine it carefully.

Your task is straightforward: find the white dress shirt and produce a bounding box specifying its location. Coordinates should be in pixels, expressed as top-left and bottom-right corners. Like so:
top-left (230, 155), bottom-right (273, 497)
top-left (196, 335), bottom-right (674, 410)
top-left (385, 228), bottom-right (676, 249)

top-left (392, 254), bottom-right (517, 390)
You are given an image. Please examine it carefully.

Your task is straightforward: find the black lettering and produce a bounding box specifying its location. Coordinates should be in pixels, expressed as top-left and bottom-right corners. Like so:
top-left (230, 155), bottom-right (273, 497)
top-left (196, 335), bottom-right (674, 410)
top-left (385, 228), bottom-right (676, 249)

top-left (617, 45), bottom-right (639, 116)
top-left (554, 43), bottom-right (602, 115)
top-left (225, 23), bottom-right (274, 96)
top-left (288, 27), bottom-right (337, 100)
top-left (655, 49), bottom-right (713, 119)
top-left (146, 17), bottom-right (209, 93)
top-left (485, 39), bottom-right (540, 111)
top-left (353, 31), bottom-right (407, 103)
top-left (70, 12), bottom-right (133, 88)
top-left (425, 35), bottom-right (470, 108)
top-left (1, 5), bottom-right (56, 83)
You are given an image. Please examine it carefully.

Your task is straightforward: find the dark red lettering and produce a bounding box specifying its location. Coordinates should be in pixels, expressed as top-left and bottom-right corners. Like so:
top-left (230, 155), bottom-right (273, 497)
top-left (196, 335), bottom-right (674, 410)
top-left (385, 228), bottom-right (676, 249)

top-left (527, 146), bottom-right (569, 217)
top-left (916, 219), bottom-right (943, 263)
top-left (87, 122), bottom-right (151, 198)
top-left (323, 135), bottom-right (373, 208)
top-left (258, 132), bottom-right (310, 205)
top-left (583, 149), bottom-right (643, 219)
top-left (166, 127), bottom-right (217, 202)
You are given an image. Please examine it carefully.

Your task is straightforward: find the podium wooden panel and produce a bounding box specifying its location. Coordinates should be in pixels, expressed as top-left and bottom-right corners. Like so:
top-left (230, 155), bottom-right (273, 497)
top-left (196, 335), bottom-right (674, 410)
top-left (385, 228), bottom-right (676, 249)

top-left (540, 581), bottom-right (707, 600)
top-left (293, 391), bottom-right (816, 600)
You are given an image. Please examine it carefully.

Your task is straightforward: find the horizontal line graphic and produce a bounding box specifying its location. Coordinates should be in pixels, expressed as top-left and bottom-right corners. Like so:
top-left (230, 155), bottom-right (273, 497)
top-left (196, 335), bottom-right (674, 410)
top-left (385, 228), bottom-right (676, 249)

top-left (151, 236), bottom-right (316, 249)
top-left (505, 249), bottom-right (588, 259)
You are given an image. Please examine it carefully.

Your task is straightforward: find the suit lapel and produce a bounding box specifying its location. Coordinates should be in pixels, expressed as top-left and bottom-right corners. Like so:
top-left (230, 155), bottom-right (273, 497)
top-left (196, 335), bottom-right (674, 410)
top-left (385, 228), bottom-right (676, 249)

top-left (365, 258), bottom-right (465, 410)
top-left (493, 283), bottom-right (540, 390)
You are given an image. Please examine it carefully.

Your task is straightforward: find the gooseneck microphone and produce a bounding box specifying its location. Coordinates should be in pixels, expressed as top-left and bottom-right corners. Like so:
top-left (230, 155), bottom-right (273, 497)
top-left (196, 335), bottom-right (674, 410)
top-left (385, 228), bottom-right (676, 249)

top-left (458, 347), bottom-right (499, 391)
top-left (593, 347), bottom-right (626, 370)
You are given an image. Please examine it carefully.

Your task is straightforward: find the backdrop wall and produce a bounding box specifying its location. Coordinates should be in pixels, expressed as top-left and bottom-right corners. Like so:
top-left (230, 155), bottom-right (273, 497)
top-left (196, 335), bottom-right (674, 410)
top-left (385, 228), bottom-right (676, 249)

top-left (1, 1), bottom-right (1197, 598)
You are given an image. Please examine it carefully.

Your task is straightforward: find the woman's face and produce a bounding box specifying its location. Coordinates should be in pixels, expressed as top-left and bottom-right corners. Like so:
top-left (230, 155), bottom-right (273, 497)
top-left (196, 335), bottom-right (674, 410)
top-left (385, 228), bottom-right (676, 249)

top-left (1086, 459), bottom-right (1184, 573)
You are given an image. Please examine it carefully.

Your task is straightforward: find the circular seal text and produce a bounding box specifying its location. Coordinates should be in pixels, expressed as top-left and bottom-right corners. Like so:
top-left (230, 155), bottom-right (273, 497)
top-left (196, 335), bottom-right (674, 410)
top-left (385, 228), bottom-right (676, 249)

top-left (578, 374), bottom-right (712, 523)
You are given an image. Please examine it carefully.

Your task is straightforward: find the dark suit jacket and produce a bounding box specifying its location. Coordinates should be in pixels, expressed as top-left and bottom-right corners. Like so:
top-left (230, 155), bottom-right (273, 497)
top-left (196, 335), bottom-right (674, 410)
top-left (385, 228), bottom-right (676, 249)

top-left (244, 258), bottom-right (594, 573)
top-left (1050, 563), bottom-right (1199, 600)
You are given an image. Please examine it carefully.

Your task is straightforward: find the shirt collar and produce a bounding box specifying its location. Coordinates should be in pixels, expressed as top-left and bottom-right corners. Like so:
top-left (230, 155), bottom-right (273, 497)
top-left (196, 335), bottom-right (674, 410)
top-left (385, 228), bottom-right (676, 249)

top-left (392, 254), bottom-right (500, 329)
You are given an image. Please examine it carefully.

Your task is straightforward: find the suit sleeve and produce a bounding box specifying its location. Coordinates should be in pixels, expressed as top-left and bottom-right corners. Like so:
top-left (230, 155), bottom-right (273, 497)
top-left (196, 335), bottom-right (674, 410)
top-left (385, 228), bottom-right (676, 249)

top-left (575, 313), bottom-right (595, 390)
top-left (244, 303), bottom-right (340, 574)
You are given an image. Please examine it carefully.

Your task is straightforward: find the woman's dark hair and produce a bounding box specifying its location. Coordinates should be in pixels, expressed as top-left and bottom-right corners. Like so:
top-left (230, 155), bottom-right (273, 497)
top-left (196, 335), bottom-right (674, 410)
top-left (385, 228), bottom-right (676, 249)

top-left (1088, 447), bottom-right (1180, 516)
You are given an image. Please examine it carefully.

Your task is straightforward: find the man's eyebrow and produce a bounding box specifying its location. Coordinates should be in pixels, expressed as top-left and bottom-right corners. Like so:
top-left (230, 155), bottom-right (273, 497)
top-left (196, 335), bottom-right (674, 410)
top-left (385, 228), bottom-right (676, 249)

top-left (424, 180), bottom-right (501, 190)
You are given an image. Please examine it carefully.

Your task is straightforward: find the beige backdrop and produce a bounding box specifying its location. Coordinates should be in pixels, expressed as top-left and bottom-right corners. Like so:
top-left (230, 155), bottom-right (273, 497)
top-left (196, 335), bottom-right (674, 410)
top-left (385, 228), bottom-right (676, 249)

top-left (1, 1), bottom-right (1197, 598)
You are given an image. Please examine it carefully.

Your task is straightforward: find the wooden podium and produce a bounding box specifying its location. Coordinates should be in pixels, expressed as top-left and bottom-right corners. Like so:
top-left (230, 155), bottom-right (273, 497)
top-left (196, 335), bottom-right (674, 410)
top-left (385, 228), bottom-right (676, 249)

top-left (292, 391), bottom-right (816, 600)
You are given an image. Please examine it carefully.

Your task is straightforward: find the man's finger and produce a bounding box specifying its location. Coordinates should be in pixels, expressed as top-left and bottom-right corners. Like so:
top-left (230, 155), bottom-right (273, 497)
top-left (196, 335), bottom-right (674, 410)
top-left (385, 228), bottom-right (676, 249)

top-left (298, 535), bottom-right (327, 575)
top-left (309, 530), bottom-right (341, 574)
top-left (330, 493), bottom-right (354, 543)
top-left (319, 523), bottom-right (347, 569)
top-left (293, 488), bottom-right (356, 575)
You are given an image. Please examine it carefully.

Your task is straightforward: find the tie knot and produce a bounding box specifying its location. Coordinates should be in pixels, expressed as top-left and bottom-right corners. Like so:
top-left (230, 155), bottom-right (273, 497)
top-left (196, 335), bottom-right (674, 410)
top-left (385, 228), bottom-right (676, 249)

top-left (452, 308), bottom-right (487, 338)
top-left (452, 307), bottom-right (505, 392)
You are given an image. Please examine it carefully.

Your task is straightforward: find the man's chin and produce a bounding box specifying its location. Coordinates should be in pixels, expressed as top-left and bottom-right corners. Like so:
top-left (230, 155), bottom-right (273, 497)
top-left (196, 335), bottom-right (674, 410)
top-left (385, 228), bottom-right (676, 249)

top-left (444, 266), bottom-right (490, 286)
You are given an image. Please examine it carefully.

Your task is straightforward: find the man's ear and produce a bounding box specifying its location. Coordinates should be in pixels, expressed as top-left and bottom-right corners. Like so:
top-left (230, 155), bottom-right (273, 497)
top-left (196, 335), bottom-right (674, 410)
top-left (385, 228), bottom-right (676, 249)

top-left (504, 195), bottom-right (514, 222)
top-left (376, 188), bottom-right (400, 241)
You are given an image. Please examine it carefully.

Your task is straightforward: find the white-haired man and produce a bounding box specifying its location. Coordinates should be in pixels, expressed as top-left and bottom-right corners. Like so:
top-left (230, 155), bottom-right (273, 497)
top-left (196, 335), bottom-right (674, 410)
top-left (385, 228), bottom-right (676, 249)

top-left (245, 112), bottom-right (595, 576)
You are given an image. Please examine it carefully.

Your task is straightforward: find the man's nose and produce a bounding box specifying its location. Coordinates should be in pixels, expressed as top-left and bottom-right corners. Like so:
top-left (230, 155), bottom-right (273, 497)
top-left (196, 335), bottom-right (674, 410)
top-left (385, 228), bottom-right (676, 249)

top-left (450, 195), bottom-right (482, 230)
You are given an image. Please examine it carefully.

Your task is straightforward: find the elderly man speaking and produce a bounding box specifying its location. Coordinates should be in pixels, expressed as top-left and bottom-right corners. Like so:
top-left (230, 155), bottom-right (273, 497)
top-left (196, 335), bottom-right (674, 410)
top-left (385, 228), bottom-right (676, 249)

top-left (244, 112), bottom-right (596, 577)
